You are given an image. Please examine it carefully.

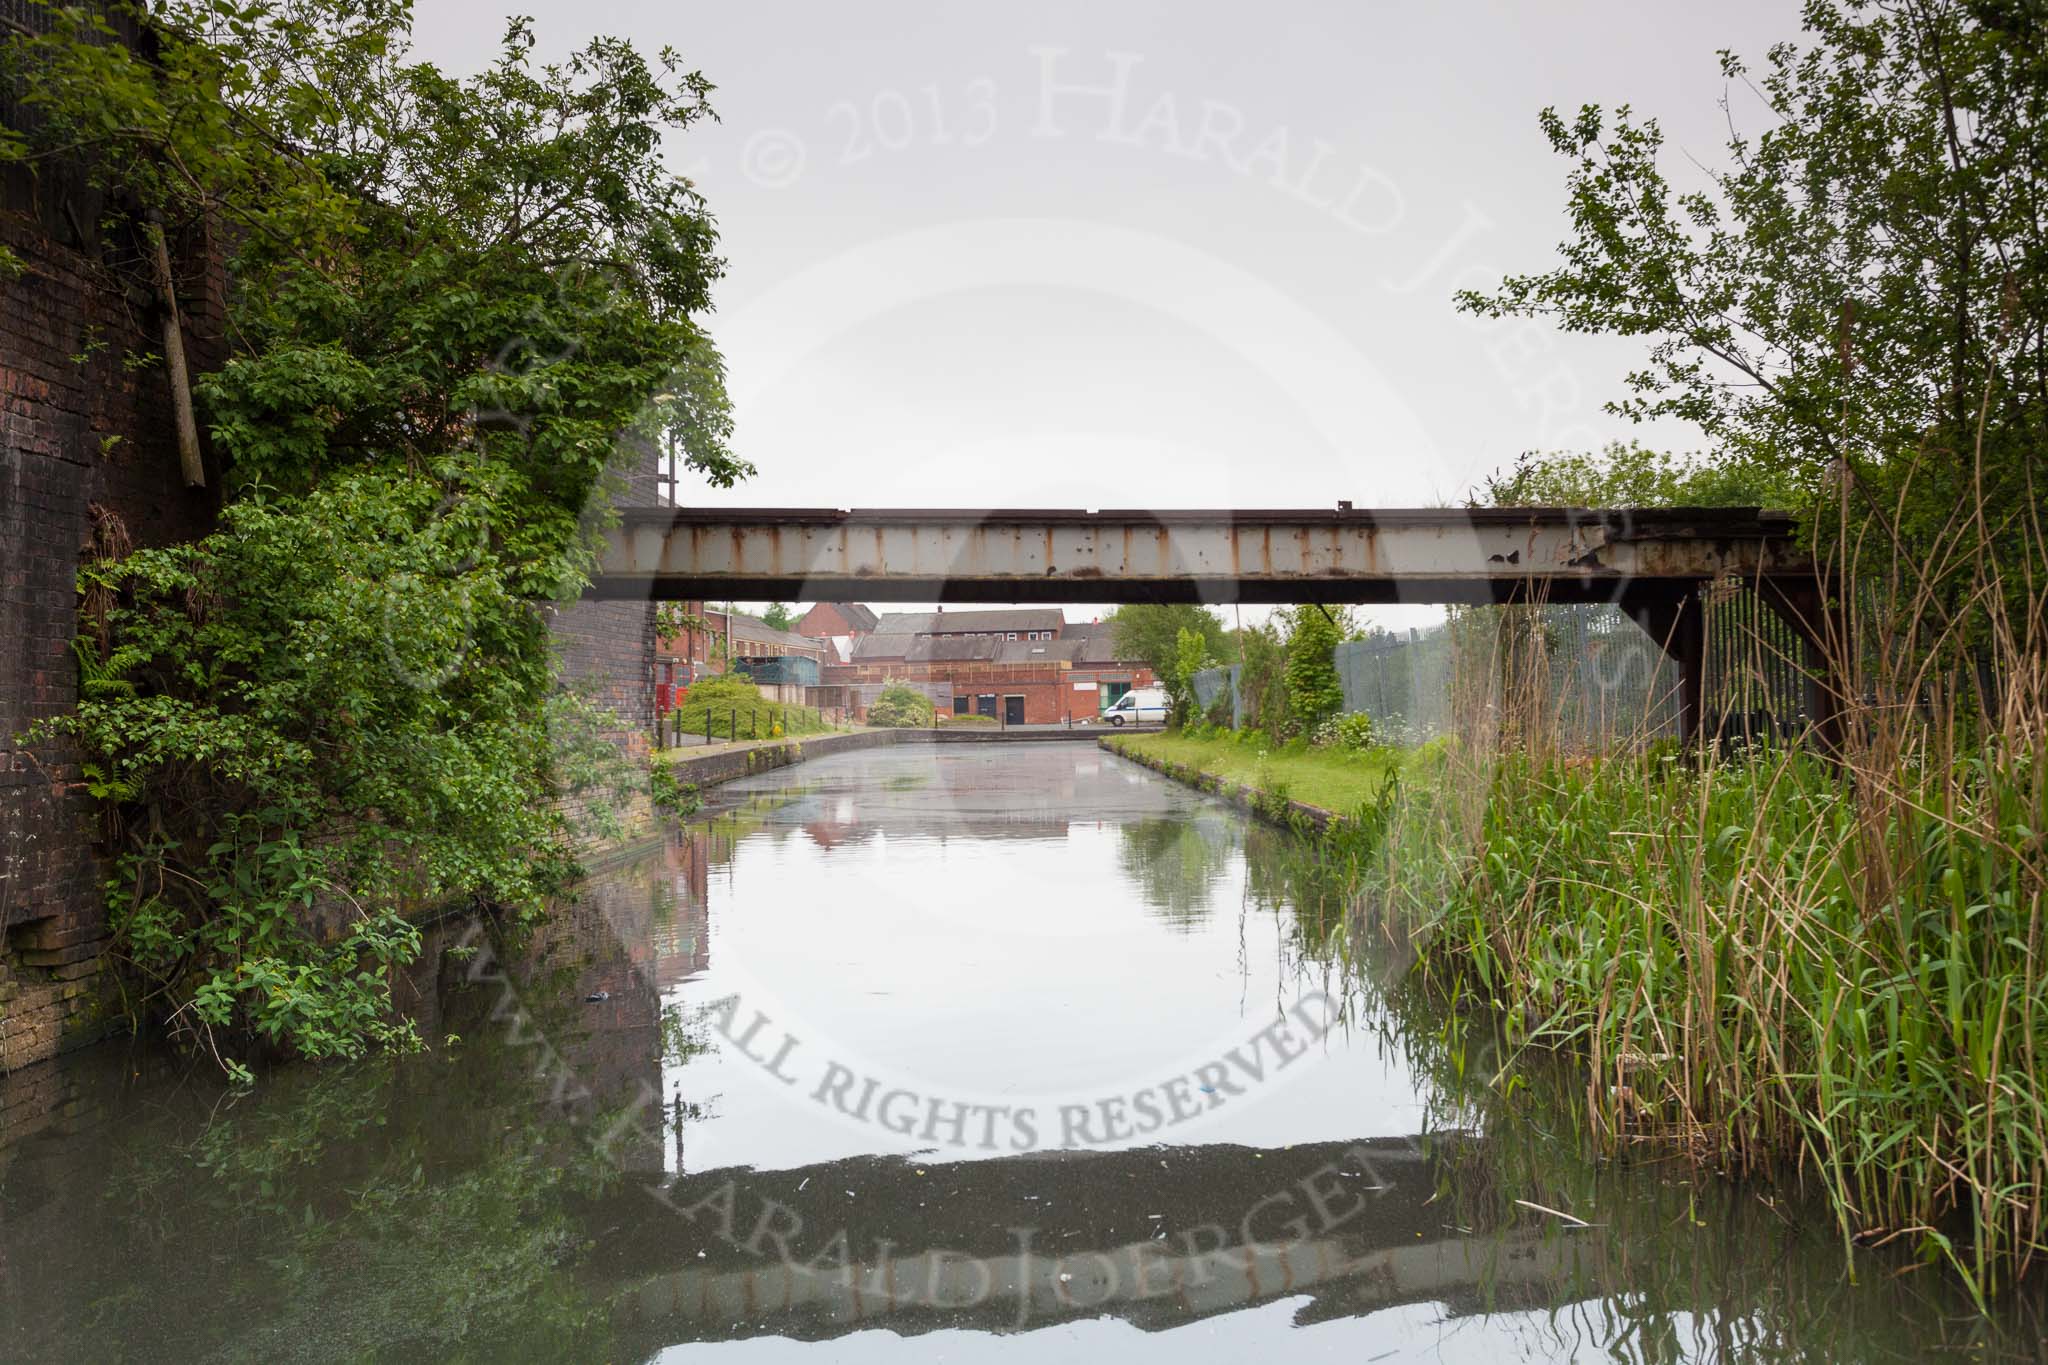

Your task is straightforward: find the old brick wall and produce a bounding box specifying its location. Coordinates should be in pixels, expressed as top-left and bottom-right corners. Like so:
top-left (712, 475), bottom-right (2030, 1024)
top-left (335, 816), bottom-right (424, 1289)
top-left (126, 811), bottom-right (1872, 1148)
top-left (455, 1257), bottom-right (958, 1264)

top-left (0, 180), bottom-right (226, 1066)
top-left (545, 453), bottom-right (662, 854)
top-left (546, 595), bottom-right (659, 850)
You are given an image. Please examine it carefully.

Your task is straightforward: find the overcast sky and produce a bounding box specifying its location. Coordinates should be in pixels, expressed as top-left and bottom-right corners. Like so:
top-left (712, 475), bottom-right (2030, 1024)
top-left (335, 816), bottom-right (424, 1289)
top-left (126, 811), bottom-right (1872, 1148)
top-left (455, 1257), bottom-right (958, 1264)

top-left (414, 1), bottom-right (1809, 626)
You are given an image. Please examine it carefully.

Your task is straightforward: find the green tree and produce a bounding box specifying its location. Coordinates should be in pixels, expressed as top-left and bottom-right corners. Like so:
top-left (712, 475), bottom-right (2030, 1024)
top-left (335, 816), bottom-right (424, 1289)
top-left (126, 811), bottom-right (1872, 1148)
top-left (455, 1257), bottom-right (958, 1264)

top-left (1105, 604), bottom-right (1235, 679)
top-left (1236, 620), bottom-right (1291, 738)
top-left (1457, 0), bottom-right (2048, 618)
top-left (1479, 441), bottom-right (1796, 509)
top-left (7, 2), bottom-right (739, 1069)
top-left (1166, 626), bottom-right (1216, 727)
top-left (760, 602), bottom-right (797, 631)
top-left (1283, 606), bottom-right (1345, 735)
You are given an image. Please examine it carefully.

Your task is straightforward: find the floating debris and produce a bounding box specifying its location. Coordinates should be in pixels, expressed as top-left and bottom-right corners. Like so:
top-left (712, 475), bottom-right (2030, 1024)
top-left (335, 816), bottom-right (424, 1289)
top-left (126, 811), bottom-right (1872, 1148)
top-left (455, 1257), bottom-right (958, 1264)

top-left (1514, 1197), bottom-right (1597, 1229)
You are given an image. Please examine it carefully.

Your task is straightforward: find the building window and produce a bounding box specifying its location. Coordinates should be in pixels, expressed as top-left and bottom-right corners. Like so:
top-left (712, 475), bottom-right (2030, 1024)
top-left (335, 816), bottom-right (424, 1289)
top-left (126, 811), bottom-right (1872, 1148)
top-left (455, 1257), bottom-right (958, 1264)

top-left (954, 695), bottom-right (969, 714)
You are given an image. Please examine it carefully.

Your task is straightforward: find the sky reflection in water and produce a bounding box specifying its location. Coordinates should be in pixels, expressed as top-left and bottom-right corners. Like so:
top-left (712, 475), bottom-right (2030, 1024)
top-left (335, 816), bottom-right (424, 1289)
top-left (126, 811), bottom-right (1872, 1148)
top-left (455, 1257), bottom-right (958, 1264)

top-left (0, 743), bottom-right (2033, 1362)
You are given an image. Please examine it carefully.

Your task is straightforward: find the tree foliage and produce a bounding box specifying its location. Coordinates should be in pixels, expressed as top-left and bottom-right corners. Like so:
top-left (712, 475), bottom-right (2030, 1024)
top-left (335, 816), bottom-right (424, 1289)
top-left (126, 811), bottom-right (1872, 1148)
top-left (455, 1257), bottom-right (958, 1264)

top-left (760, 602), bottom-right (796, 631)
top-left (6, 1), bottom-right (738, 1069)
top-left (1457, 0), bottom-right (2048, 612)
top-left (1236, 621), bottom-right (1292, 738)
top-left (1165, 626), bottom-right (1215, 727)
top-left (1479, 440), bottom-right (1796, 509)
top-left (1105, 604), bottom-right (1235, 679)
top-left (1283, 607), bottom-right (1345, 735)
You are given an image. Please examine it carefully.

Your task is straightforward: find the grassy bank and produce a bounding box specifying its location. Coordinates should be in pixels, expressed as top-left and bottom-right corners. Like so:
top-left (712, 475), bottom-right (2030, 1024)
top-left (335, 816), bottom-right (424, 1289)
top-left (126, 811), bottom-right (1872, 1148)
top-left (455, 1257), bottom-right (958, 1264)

top-left (668, 675), bottom-right (835, 743)
top-left (1104, 731), bottom-right (1400, 818)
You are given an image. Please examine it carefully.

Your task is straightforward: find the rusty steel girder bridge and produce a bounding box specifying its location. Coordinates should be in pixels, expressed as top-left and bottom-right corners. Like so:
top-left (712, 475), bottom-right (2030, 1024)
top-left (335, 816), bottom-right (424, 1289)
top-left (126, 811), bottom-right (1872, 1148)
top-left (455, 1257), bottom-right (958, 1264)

top-left (591, 504), bottom-right (1837, 743)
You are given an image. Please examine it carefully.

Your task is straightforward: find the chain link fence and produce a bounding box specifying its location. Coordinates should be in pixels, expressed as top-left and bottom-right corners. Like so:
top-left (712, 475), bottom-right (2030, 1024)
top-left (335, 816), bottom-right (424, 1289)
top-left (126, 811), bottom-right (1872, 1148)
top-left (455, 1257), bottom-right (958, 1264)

top-left (1192, 589), bottom-right (1812, 750)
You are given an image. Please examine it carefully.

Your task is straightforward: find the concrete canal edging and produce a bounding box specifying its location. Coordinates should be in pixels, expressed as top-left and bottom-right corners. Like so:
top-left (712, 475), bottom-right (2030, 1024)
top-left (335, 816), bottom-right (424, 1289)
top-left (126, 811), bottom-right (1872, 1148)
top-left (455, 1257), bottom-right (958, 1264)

top-left (659, 726), bottom-right (1128, 798)
top-left (1096, 737), bottom-right (1348, 836)
top-left (662, 728), bottom-right (904, 791)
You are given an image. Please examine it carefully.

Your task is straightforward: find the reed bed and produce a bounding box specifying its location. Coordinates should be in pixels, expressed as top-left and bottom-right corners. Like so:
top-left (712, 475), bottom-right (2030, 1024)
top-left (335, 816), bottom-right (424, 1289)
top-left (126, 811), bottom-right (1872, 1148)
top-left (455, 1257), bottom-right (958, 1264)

top-left (1355, 509), bottom-right (2048, 1301)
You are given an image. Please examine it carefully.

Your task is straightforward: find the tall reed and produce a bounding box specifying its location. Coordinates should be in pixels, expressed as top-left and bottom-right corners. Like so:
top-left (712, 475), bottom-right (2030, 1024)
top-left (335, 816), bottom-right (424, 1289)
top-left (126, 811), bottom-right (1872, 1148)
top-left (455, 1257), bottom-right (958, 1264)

top-left (1360, 495), bottom-right (2048, 1301)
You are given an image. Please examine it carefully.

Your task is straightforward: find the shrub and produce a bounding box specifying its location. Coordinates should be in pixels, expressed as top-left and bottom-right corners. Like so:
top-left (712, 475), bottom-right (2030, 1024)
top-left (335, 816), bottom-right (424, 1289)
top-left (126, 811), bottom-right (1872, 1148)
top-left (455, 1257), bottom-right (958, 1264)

top-left (648, 765), bottom-right (701, 818)
top-left (672, 674), bottom-right (828, 741)
top-left (1310, 712), bottom-right (1374, 751)
top-left (866, 683), bottom-right (935, 728)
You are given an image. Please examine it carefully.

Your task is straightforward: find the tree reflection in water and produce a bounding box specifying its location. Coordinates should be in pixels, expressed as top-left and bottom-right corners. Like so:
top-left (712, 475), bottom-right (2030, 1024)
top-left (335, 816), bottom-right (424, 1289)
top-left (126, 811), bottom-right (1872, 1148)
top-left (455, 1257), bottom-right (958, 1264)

top-left (1114, 812), bottom-right (1238, 932)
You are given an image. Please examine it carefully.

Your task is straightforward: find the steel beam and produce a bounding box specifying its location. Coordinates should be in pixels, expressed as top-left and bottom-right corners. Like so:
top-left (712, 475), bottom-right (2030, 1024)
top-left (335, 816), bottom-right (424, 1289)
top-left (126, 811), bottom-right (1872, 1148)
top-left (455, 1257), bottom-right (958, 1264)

top-left (590, 506), bottom-right (1810, 606)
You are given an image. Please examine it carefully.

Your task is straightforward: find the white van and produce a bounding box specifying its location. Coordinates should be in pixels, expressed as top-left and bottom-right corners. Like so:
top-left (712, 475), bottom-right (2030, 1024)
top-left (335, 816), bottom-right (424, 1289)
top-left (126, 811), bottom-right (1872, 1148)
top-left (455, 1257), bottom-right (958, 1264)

top-left (1102, 686), bottom-right (1168, 726)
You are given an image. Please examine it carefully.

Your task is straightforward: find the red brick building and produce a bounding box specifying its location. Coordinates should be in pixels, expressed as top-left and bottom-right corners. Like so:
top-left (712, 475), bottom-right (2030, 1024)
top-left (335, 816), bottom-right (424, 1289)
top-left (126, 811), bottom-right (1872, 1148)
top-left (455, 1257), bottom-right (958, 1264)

top-left (823, 610), bottom-right (1154, 724)
top-left (794, 602), bottom-right (878, 660)
top-left (868, 608), bottom-right (1065, 644)
top-left (654, 602), bottom-right (830, 713)
top-left (657, 603), bottom-right (826, 679)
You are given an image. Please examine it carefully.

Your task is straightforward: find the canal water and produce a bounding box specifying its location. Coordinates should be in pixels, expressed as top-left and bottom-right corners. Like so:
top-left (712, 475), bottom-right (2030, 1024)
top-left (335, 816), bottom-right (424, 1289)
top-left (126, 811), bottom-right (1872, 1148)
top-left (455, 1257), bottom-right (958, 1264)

top-left (1, 742), bottom-right (2039, 1361)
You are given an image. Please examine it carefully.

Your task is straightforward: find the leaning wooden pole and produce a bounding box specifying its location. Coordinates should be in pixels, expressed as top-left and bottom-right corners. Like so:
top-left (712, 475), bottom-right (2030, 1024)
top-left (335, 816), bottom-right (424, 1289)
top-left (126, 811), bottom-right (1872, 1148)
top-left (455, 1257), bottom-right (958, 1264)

top-left (143, 217), bottom-right (205, 489)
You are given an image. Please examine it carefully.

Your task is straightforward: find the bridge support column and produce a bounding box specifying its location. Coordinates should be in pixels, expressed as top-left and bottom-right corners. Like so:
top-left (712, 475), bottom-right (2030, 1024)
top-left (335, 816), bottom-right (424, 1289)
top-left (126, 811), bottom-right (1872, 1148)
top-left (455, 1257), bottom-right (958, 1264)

top-left (1755, 575), bottom-right (1847, 753)
top-left (1619, 582), bottom-right (1707, 746)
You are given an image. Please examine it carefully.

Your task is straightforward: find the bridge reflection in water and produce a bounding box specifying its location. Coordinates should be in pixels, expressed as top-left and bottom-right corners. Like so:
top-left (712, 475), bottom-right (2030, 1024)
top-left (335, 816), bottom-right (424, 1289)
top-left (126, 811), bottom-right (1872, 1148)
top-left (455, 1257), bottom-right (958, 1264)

top-left (599, 1136), bottom-right (1573, 1349)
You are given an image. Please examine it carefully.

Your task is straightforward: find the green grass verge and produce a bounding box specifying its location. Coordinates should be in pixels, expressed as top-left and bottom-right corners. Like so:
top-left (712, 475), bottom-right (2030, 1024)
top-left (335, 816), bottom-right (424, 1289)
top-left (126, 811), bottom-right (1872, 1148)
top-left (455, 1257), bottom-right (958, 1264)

top-left (1107, 731), bottom-right (1399, 817)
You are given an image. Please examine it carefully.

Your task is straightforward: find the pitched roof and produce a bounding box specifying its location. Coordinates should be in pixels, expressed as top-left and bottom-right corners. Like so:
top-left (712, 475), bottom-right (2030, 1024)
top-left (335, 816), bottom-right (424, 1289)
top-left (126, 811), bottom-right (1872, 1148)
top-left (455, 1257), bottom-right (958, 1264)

top-left (849, 631), bottom-right (1144, 668)
top-left (870, 612), bottom-right (938, 636)
top-left (851, 633), bottom-right (919, 661)
top-left (924, 608), bottom-right (1064, 634)
top-left (910, 636), bottom-right (1003, 662)
top-left (1073, 634), bottom-right (1127, 664)
top-left (995, 638), bottom-right (1086, 664)
top-left (728, 612), bottom-right (820, 653)
top-left (870, 608), bottom-right (1066, 637)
